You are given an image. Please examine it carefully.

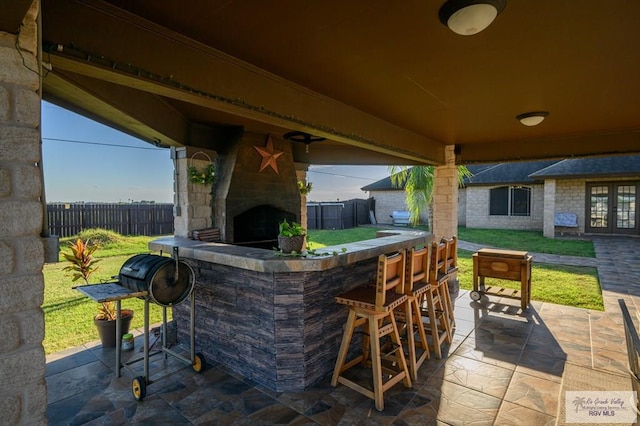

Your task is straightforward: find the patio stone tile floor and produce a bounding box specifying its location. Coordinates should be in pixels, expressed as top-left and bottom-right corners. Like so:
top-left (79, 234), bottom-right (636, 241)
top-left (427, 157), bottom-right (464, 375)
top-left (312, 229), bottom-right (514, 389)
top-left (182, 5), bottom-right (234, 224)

top-left (46, 236), bottom-right (640, 425)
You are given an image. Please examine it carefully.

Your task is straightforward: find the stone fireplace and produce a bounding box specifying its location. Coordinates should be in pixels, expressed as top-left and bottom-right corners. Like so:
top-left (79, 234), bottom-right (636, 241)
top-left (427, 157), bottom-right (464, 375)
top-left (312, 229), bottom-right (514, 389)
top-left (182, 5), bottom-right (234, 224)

top-left (173, 132), bottom-right (304, 244)
top-left (214, 132), bottom-right (301, 245)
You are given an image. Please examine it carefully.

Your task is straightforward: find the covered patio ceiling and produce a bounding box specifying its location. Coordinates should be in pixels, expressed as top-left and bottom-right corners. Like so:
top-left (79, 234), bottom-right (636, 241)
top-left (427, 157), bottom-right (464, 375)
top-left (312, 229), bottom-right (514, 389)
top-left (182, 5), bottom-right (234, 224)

top-left (33, 0), bottom-right (640, 165)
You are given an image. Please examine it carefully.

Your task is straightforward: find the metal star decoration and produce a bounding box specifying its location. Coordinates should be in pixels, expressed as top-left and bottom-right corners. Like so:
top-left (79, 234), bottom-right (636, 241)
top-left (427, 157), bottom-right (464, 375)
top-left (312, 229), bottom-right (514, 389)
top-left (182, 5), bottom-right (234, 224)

top-left (254, 135), bottom-right (284, 174)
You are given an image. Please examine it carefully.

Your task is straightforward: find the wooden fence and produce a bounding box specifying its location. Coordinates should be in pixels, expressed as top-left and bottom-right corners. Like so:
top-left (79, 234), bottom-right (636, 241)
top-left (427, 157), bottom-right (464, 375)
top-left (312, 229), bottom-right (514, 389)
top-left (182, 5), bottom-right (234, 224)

top-left (307, 198), bottom-right (373, 230)
top-left (47, 203), bottom-right (174, 237)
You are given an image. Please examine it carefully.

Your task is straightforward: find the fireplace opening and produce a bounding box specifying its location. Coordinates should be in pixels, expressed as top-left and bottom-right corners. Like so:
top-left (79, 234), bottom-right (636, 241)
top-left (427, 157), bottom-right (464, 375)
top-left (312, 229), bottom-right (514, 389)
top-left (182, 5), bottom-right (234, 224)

top-left (234, 205), bottom-right (296, 249)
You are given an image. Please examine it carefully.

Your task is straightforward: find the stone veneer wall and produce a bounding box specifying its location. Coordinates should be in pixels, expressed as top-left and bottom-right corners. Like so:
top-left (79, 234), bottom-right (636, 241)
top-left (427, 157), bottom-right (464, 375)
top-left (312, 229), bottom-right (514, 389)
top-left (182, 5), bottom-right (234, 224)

top-left (0, 2), bottom-right (48, 424)
top-left (173, 257), bottom-right (378, 392)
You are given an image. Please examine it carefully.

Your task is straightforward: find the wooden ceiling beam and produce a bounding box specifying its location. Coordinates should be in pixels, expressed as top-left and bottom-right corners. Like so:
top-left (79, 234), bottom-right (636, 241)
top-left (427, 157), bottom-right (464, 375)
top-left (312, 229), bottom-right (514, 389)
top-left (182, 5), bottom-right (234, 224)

top-left (43, 71), bottom-right (188, 147)
top-left (42, 0), bottom-right (444, 165)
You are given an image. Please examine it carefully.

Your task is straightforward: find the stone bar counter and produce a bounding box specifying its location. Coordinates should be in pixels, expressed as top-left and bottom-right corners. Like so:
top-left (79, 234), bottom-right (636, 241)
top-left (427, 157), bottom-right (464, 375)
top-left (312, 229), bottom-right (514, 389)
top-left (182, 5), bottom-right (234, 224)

top-left (149, 229), bottom-right (431, 392)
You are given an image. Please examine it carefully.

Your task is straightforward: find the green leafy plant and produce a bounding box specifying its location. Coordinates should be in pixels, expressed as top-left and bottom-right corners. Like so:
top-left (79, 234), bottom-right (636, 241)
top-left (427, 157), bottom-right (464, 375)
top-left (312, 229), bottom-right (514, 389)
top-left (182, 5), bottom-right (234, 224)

top-left (188, 163), bottom-right (215, 185)
top-left (62, 238), bottom-right (101, 283)
top-left (62, 239), bottom-right (117, 321)
top-left (297, 180), bottom-right (312, 195)
top-left (278, 219), bottom-right (306, 237)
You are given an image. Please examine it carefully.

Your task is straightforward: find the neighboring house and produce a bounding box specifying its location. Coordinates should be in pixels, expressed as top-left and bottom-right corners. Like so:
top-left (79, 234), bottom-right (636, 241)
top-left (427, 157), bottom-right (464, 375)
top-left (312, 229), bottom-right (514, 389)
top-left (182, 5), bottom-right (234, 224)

top-left (361, 172), bottom-right (429, 225)
top-left (363, 155), bottom-right (640, 237)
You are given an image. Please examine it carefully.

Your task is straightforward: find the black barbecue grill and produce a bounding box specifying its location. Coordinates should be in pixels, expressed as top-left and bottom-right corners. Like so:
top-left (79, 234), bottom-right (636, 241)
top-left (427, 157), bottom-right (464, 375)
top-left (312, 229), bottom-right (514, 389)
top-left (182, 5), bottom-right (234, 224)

top-left (75, 247), bottom-right (204, 401)
top-left (119, 253), bottom-right (194, 307)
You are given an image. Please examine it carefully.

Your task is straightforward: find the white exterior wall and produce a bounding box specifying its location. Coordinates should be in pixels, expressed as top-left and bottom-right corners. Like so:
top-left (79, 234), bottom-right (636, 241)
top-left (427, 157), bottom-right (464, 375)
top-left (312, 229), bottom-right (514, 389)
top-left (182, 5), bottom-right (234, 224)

top-left (370, 190), bottom-right (428, 225)
top-left (553, 177), bottom-right (638, 235)
top-left (464, 184), bottom-right (545, 230)
top-left (543, 179), bottom-right (556, 237)
top-left (555, 179), bottom-right (586, 234)
top-left (458, 187), bottom-right (467, 226)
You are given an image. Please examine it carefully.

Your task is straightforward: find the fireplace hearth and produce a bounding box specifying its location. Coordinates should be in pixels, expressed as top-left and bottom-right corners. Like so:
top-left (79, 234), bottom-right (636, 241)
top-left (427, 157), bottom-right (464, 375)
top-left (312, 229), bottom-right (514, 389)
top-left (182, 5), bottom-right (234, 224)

top-left (233, 205), bottom-right (296, 249)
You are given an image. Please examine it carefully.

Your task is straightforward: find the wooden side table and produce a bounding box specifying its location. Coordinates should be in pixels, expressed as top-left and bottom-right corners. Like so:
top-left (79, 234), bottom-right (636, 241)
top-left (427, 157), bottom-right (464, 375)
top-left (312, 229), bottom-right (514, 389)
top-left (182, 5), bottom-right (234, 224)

top-left (471, 248), bottom-right (532, 310)
top-left (75, 283), bottom-right (147, 377)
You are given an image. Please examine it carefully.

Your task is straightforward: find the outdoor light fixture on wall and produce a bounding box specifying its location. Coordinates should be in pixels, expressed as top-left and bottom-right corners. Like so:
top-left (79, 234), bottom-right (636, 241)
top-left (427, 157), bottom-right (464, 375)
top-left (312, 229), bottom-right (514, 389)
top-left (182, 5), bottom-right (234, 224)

top-left (516, 111), bottom-right (549, 127)
top-left (283, 131), bottom-right (326, 153)
top-left (439, 0), bottom-right (506, 36)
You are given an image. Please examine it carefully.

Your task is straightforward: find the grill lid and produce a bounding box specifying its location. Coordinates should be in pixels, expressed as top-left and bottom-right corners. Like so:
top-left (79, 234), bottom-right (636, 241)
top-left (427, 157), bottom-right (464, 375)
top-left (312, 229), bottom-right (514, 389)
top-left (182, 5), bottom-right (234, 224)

top-left (119, 254), bottom-right (194, 307)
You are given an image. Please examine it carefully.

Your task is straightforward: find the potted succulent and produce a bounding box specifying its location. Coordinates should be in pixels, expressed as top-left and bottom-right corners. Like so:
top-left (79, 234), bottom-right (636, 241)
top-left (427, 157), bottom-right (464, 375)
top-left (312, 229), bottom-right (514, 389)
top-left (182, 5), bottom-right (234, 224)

top-left (277, 219), bottom-right (306, 254)
top-left (63, 238), bottom-right (133, 347)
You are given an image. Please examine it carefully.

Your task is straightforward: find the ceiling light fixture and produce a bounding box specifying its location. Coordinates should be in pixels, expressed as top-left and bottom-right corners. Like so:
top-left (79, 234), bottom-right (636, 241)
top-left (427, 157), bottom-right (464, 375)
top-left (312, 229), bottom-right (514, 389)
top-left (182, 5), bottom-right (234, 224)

top-left (283, 131), bottom-right (326, 153)
top-left (439, 0), bottom-right (506, 36)
top-left (516, 111), bottom-right (549, 127)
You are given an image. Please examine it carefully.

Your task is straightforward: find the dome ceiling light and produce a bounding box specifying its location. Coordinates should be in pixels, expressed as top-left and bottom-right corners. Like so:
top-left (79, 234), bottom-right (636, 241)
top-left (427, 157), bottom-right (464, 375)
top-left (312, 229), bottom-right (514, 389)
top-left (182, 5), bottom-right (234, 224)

top-left (439, 0), bottom-right (507, 36)
top-left (516, 111), bottom-right (549, 127)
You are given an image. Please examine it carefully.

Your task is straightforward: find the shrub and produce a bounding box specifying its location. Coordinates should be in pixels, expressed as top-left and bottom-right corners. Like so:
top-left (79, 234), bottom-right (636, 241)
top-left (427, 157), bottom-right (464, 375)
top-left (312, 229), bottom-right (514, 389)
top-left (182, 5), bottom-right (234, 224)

top-left (76, 228), bottom-right (124, 246)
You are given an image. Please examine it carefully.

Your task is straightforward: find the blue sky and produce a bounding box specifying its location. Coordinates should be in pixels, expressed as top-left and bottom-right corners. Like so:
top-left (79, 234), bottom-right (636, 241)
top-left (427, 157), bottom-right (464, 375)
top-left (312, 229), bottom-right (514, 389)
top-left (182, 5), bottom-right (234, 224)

top-left (41, 101), bottom-right (390, 203)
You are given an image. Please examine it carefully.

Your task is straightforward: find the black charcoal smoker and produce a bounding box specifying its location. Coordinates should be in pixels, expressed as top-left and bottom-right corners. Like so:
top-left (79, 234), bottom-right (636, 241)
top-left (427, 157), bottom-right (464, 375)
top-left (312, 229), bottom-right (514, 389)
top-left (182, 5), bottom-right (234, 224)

top-left (118, 247), bottom-right (204, 401)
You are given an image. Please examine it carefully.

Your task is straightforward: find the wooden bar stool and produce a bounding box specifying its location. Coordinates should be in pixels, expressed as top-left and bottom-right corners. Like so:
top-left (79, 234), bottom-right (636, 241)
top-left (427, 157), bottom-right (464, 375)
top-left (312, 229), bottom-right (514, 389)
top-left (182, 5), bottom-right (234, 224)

top-left (331, 251), bottom-right (412, 411)
top-left (420, 240), bottom-right (453, 358)
top-left (439, 236), bottom-right (458, 332)
top-left (397, 246), bottom-right (431, 380)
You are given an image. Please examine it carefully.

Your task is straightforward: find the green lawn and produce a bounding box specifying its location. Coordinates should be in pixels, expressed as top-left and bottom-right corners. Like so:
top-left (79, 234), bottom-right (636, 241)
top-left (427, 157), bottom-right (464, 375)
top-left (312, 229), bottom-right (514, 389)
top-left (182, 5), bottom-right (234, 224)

top-left (44, 226), bottom-right (602, 354)
top-left (457, 227), bottom-right (595, 257)
top-left (456, 250), bottom-right (602, 310)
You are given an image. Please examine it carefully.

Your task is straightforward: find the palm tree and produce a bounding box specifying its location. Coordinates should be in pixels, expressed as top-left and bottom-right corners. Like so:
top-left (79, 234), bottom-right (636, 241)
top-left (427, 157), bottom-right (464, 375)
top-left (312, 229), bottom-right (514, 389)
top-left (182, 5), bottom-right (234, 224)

top-left (389, 165), bottom-right (472, 229)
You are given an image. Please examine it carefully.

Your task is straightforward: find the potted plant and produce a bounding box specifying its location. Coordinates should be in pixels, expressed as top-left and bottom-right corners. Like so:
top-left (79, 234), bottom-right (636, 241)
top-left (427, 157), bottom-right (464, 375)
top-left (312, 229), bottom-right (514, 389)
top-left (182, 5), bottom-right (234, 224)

top-left (277, 219), bottom-right (306, 254)
top-left (63, 238), bottom-right (133, 347)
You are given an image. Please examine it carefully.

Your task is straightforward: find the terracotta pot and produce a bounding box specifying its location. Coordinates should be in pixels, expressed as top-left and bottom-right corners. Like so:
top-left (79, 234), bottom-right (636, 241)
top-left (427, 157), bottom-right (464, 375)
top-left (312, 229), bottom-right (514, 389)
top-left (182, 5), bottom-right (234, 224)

top-left (93, 309), bottom-right (134, 348)
top-left (278, 235), bottom-right (306, 254)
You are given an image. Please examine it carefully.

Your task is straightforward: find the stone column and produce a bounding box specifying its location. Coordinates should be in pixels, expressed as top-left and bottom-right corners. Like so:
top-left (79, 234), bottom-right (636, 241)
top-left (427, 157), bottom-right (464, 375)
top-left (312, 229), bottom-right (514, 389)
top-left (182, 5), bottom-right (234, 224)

top-left (172, 147), bottom-right (215, 238)
top-left (543, 178), bottom-right (556, 238)
top-left (0, 2), bottom-right (48, 424)
top-left (295, 165), bottom-right (309, 231)
top-left (432, 145), bottom-right (460, 305)
top-left (432, 145), bottom-right (458, 240)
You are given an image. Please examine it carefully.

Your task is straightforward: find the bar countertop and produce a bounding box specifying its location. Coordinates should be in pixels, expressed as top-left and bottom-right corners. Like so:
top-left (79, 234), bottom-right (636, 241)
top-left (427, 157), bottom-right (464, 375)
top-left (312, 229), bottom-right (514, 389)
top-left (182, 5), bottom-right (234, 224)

top-left (149, 229), bottom-right (431, 273)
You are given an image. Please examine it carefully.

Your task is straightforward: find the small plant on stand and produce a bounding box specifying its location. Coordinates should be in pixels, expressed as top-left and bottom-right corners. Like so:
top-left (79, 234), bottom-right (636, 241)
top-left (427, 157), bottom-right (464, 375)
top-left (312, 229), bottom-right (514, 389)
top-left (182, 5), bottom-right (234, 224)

top-left (62, 238), bottom-right (116, 320)
top-left (63, 238), bottom-right (133, 347)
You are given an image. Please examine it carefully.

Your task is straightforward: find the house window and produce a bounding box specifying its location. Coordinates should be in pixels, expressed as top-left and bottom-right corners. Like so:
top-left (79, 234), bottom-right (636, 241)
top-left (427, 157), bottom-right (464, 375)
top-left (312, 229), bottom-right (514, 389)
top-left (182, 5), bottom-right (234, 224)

top-left (489, 186), bottom-right (531, 216)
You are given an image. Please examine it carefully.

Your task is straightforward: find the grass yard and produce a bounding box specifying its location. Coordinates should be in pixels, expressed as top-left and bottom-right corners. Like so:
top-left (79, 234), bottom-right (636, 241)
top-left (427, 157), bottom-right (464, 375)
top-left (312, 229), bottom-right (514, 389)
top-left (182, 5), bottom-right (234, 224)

top-left (457, 227), bottom-right (595, 257)
top-left (455, 250), bottom-right (602, 311)
top-left (44, 226), bottom-right (602, 354)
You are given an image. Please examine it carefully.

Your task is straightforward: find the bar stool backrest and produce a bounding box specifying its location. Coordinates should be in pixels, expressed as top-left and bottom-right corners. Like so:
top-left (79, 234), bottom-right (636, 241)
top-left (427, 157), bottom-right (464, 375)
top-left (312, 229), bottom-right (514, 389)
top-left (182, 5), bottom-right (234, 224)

top-left (375, 251), bottom-right (406, 308)
top-left (405, 246), bottom-right (431, 294)
top-left (441, 236), bottom-right (458, 273)
top-left (430, 241), bottom-right (447, 281)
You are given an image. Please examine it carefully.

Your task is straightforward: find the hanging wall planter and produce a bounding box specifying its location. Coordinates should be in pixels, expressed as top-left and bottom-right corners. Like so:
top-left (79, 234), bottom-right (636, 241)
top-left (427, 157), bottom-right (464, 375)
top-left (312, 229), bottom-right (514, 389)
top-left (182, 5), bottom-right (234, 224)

top-left (188, 151), bottom-right (215, 185)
